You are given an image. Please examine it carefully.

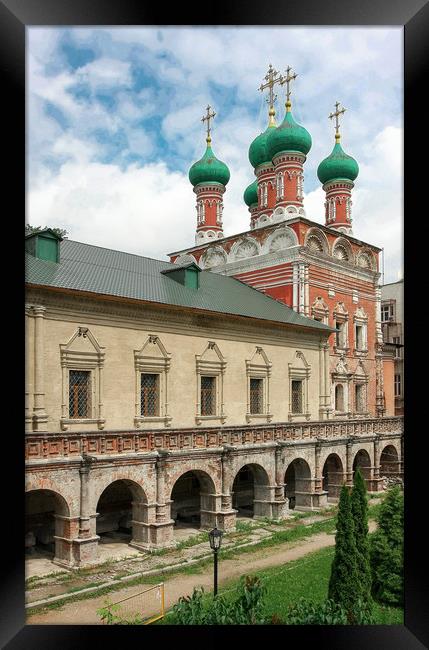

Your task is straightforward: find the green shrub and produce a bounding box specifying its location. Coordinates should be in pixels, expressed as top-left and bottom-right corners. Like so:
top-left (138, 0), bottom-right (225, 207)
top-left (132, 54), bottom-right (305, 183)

top-left (328, 484), bottom-right (361, 621)
top-left (370, 486), bottom-right (403, 605)
top-left (351, 468), bottom-right (372, 602)
top-left (280, 597), bottom-right (376, 625)
top-left (170, 575), bottom-right (266, 625)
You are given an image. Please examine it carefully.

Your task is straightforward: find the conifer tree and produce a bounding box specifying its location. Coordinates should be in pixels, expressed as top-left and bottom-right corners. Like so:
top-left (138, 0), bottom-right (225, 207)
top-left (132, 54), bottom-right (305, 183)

top-left (350, 468), bottom-right (372, 603)
top-left (370, 485), bottom-right (404, 605)
top-left (328, 484), bottom-right (361, 620)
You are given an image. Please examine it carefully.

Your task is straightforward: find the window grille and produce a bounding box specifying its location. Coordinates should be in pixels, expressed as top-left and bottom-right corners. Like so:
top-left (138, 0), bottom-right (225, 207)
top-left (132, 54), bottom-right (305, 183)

top-left (249, 378), bottom-right (263, 414)
top-left (69, 370), bottom-right (90, 418)
top-left (291, 380), bottom-right (303, 413)
top-left (141, 374), bottom-right (159, 416)
top-left (201, 376), bottom-right (216, 415)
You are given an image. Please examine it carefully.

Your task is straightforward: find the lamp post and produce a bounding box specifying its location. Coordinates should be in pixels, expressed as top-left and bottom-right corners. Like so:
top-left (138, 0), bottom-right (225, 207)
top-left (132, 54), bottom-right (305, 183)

top-left (208, 526), bottom-right (223, 597)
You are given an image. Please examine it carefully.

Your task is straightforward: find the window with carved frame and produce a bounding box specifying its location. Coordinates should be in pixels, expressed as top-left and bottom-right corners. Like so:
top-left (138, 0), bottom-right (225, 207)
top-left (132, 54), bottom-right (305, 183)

top-left (60, 327), bottom-right (105, 431)
top-left (195, 341), bottom-right (226, 424)
top-left (134, 335), bottom-right (171, 427)
top-left (245, 347), bottom-right (272, 423)
top-left (288, 351), bottom-right (311, 421)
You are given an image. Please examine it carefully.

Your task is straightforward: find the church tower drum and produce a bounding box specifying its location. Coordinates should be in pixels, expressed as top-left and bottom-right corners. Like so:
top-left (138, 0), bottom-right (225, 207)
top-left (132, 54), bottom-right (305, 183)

top-left (317, 102), bottom-right (359, 236)
top-left (189, 105), bottom-right (230, 245)
top-left (266, 66), bottom-right (312, 213)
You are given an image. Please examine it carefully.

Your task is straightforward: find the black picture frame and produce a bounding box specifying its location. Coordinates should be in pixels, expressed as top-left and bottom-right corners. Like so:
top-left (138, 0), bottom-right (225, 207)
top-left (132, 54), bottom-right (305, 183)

top-left (4, 0), bottom-right (428, 647)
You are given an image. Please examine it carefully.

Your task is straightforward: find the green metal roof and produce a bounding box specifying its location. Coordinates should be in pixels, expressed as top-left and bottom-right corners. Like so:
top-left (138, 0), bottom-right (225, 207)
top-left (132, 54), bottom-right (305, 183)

top-left (317, 141), bottom-right (359, 185)
top-left (25, 239), bottom-right (333, 333)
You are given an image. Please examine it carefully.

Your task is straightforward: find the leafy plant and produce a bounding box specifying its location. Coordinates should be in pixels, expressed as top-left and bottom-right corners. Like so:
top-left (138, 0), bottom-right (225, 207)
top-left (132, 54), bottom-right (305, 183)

top-left (170, 575), bottom-right (267, 625)
top-left (282, 597), bottom-right (375, 625)
top-left (96, 599), bottom-right (144, 625)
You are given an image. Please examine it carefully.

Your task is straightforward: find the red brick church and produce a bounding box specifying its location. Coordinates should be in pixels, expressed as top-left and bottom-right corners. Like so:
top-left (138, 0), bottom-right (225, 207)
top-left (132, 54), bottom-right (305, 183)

top-left (169, 65), bottom-right (394, 419)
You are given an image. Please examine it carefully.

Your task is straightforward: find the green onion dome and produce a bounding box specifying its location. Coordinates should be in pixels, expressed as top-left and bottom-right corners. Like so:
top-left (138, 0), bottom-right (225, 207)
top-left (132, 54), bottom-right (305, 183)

top-left (266, 105), bottom-right (312, 160)
top-left (317, 139), bottom-right (359, 185)
top-left (188, 141), bottom-right (230, 187)
top-left (243, 179), bottom-right (258, 207)
top-left (249, 123), bottom-right (277, 168)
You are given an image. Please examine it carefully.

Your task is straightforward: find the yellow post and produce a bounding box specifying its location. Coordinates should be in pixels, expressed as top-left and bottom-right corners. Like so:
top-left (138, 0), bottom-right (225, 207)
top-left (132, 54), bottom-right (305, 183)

top-left (160, 583), bottom-right (165, 617)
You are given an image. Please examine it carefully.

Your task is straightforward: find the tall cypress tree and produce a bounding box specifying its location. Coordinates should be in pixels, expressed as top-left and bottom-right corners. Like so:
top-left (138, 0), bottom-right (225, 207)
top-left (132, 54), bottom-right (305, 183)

top-left (328, 484), bottom-right (360, 619)
top-left (370, 485), bottom-right (404, 605)
top-left (350, 468), bottom-right (372, 603)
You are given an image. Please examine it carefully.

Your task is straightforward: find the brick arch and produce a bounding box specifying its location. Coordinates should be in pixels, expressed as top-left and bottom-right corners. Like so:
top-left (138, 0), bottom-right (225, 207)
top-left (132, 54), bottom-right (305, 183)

top-left (319, 447), bottom-right (347, 473)
top-left (25, 488), bottom-right (72, 565)
top-left (353, 448), bottom-right (372, 483)
top-left (229, 453), bottom-right (275, 487)
top-left (322, 453), bottom-right (345, 500)
top-left (92, 474), bottom-right (149, 512)
top-left (25, 487), bottom-right (70, 518)
top-left (169, 468), bottom-right (218, 530)
top-left (26, 476), bottom-right (76, 516)
top-left (284, 458), bottom-right (312, 510)
top-left (231, 462), bottom-right (271, 519)
top-left (380, 444), bottom-right (400, 478)
top-left (169, 468), bottom-right (216, 497)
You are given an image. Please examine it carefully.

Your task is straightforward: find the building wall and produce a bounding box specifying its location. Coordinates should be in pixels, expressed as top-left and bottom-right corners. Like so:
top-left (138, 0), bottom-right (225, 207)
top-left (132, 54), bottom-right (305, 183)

top-left (383, 357), bottom-right (395, 416)
top-left (26, 289), bottom-right (329, 433)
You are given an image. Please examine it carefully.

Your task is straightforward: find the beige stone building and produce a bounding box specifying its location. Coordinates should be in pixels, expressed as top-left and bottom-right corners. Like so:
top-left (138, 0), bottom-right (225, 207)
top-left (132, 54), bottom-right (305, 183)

top-left (25, 230), bottom-right (403, 568)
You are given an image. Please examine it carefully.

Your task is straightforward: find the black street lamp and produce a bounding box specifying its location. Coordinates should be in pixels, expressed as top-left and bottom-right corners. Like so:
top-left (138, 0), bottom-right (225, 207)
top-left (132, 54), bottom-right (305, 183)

top-left (208, 526), bottom-right (224, 597)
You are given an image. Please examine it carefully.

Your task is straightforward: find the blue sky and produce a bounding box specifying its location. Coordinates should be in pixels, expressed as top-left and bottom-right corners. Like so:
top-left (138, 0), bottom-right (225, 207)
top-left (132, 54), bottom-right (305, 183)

top-left (27, 27), bottom-right (403, 282)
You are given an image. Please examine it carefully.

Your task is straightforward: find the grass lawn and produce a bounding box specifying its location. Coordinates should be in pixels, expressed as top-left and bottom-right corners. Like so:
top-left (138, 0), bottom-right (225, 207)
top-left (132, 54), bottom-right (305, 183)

top-left (161, 544), bottom-right (403, 625)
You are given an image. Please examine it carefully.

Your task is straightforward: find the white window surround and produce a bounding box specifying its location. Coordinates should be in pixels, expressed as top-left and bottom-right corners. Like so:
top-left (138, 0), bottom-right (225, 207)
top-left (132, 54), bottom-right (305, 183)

top-left (333, 302), bottom-right (349, 353)
top-left (353, 361), bottom-right (369, 416)
top-left (195, 341), bottom-right (227, 425)
top-left (245, 347), bottom-right (272, 423)
top-left (134, 335), bottom-right (172, 427)
top-left (311, 296), bottom-right (329, 324)
top-left (331, 356), bottom-right (352, 417)
top-left (60, 327), bottom-right (105, 431)
top-left (288, 351), bottom-right (311, 422)
top-left (353, 307), bottom-right (368, 355)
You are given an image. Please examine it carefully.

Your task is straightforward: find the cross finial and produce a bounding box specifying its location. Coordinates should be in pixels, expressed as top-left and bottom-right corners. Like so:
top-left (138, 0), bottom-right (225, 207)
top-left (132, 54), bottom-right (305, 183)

top-left (259, 64), bottom-right (282, 126)
top-left (201, 105), bottom-right (216, 145)
top-left (329, 101), bottom-right (346, 142)
top-left (280, 65), bottom-right (298, 111)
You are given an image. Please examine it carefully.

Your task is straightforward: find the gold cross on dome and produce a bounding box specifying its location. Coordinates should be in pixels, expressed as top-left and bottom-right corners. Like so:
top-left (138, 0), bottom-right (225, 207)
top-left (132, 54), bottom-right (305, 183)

top-left (259, 64), bottom-right (282, 110)
top-left (280, 65), bottom-right (298, 105)
top-left (329, 101), bottom-right (346, 139)
top-left (201, 105), bottom-right (216, 143)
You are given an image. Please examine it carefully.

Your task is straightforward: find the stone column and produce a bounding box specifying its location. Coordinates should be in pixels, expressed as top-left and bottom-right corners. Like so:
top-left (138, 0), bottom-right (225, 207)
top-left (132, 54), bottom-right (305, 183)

top-left (79, 462), bottom-right (92, 538)
top-left (298, 263), bottom-right (305, 314)
top-left (292, 262), bottom-right (299, 312)
top-left (217, 449), bottom-right (237, 531)
top-left (25, 305), bottom-right (35, 431)
top-left (272, 445), bottom-right (288, 518)
top-left (369, 437), bottom-right (384, 492)
top-left (304, 264), bottom-right (310, 317)
top-left (65, 457), bottom-right (99, 567)
top-left (346, 441), bottom-right (354, 487)
top-left (324, 344), bottom-right (332, 417)
top-left (33, 306), bottom-right (48, 431)
top-left (145, 453), bottom-right (174, 548)
top-left (319, 343), bottom-right (326, 420)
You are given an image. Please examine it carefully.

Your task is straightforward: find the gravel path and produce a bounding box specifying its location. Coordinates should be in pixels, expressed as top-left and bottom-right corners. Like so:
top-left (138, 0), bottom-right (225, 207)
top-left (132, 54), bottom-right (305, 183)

top-left (27, 520), bottom-right (376, 625)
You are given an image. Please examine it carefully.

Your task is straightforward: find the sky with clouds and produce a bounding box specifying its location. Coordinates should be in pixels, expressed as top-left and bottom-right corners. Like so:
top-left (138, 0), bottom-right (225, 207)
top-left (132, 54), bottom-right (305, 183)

top-left (27, 27), bottom-right (403, 283)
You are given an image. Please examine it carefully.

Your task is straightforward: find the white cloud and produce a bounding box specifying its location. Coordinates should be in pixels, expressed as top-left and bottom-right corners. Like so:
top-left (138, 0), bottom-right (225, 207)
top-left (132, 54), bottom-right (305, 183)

top-left (27, 26), bottom-right (403, 281)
